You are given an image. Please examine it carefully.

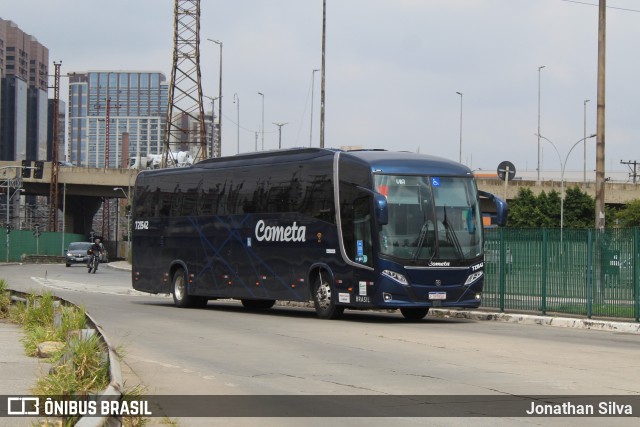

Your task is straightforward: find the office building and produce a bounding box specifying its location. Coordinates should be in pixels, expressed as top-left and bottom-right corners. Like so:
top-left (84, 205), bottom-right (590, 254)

top-left (68, 71), bottom-right (168, 168)
top-left (0, 18), bottom-right (49, 162)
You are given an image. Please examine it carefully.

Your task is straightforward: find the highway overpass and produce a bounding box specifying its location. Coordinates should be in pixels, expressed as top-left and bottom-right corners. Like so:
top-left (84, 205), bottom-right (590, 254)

top-left (3, 160), bottom-right (640, 237)
top-left (1, 160), bottom-right (137, 237)
top-left (476, 177), bottom-right (640, 205)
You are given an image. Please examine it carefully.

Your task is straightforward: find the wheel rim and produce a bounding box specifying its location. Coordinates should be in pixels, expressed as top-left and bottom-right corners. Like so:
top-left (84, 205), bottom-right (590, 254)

top-left (316, 279), bottom-right (331, 310)
top-left (174, 274), bottom-right (185, 301)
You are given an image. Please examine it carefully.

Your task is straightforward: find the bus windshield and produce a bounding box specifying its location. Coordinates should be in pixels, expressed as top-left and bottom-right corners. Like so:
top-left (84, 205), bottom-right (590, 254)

top-left (375, 175), bottom-right (482, 264)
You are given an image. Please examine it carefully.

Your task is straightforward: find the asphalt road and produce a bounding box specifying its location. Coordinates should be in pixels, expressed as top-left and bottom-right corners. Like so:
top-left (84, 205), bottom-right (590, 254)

top-left (1, 263), bottom-right (638, 427)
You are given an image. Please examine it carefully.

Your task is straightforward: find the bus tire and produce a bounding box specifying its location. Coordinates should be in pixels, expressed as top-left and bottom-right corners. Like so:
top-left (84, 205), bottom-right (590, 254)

top-left (400, 307), bottom-right (429, 320)
top-left (172, 268), bottom-right (196, 308)
top-left (241, 299), bottom-right (276, 311)
top-left (312, 274), bottom-right (344, 320)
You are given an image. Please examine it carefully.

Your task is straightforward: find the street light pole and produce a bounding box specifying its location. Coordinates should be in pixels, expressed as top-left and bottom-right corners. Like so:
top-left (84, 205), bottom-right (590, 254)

top-left (233, 93), bottom-right (240, 154)
top-left (456, 91), bottom-right (463, 163)
top-left (537, 133), bottom-right (596, 250)
top-left (208, 39), bottom-right (223, 157)
top-left (537, 65), bottom-right (546, 185)
top-left (273, 122), bottom-right (288, 149)
top-left (310, 69), bottom-right (319, 147)
top-left (258, 92), bottom-right (265, 151)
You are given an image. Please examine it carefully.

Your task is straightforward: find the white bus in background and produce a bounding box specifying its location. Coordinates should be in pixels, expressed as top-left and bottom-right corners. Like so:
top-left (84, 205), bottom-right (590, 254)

top-left (129, 151), bottom-right (194, 170)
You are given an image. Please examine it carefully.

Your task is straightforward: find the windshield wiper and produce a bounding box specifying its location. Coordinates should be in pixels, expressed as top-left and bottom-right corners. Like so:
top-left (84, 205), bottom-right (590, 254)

top-left (443, 206), bottom-right (465, 260)
top-left (412, 221), bottom-right (430, 262)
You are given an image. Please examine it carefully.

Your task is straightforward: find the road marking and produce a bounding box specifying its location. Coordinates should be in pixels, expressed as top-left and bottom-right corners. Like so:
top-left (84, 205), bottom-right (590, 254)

top-left (30, 276), bottom-right (167, 298)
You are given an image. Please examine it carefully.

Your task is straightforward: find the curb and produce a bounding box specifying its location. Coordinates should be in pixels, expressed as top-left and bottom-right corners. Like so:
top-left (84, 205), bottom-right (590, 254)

top-left (429, 308), bottom-right (640, 334)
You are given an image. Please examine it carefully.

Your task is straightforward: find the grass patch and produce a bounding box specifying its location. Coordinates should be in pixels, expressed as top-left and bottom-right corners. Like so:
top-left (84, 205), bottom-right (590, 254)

top-left (0, 279), bottom-right (10, 318)
top-left (2, 289), bottom-right (112, 397)
top-left (2, 282), bottom-right (149, 425)
top-left (34, 333), bottom-right (110, 395)
top-left (11, 291), bottom-right (89, 357)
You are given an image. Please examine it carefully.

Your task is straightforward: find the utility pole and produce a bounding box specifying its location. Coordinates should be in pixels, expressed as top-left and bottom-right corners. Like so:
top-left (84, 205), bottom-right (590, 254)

top-left (310, 69), bottom-right (319, 147)
top-left (595, 0), bottom-right (606, 229)
top-left (273, 122), bottom-right (288, 149)
top-left (48, 61), bottom-right (61, 231)
top-left (320, 0), bottom-right (326, 149)
top-left (620, 160), bottom-right (640, 184)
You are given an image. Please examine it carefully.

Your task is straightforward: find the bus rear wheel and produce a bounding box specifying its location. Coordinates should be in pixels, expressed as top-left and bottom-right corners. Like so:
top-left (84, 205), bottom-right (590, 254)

top-left (172, 268), bottom-right (197, 308)
top-left (312, 274), bottom-right (344, 320)
top-left (400, 307), bottom-right (429, 320)
top-left (241, 299), bottom-right (276, 311)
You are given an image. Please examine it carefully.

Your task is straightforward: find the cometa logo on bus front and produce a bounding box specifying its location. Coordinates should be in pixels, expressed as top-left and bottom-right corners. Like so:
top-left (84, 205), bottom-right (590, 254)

top-left (254, 220), bottom-right (307, 242)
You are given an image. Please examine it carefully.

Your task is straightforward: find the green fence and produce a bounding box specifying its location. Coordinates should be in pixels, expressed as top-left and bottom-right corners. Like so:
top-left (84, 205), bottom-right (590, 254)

top-left (483, 228), bottom-right (640, 322)
top-left (0, 230), bottom-right (86, 262)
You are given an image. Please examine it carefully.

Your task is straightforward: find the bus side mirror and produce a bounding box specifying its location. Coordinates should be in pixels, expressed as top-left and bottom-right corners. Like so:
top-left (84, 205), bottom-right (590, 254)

top-left (478, 191), bottom-right (508, 227)
top-left (373, 193), bottom-right (388, 226)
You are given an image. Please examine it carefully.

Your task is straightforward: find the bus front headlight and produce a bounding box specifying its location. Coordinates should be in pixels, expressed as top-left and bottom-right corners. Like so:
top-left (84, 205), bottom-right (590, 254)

top-left (382, 270), bottom-right (408, 285)
top-left (464, 271), bottom-right (483, 286)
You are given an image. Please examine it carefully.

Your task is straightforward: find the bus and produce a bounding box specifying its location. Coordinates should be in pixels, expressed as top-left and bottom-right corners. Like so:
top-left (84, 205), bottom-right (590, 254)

top-left (131, 148), bottom-right (507, 320)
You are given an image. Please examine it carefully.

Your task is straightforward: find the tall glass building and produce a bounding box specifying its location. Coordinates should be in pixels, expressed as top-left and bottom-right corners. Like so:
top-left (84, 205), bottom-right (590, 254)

top-left (0, 18), bottom-right (49, 162)
top-left (68, 71), bottom-right (168, 167)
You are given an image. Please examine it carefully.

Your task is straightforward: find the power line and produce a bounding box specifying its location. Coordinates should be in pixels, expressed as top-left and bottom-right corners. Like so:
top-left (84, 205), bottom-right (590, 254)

top-left (620, 160), bottom-right (640, 183)
top-left (555, 0), bottom-right (640, 13)
top-left (221, 112), bottom-right (280, 134)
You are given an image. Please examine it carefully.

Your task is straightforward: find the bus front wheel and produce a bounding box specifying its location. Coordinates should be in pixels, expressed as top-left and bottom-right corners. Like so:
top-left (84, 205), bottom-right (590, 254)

top-left (312, 274), bottom-right (344, 320)
top-left (172, 268), bottom-right (197, 308)
top-left (400, 307), bottom-right (429, 320)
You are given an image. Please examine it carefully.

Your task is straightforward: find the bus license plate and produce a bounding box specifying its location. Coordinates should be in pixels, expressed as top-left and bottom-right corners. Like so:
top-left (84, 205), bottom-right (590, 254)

top-left (428, 292), bottom-right (446, 300)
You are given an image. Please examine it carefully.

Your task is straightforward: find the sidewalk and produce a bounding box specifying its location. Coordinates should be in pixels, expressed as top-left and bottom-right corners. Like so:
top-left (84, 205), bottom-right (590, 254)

top-left (0, 320), bottom-right (45, 396)
top-left (0, 320), bottom-right (48, 426)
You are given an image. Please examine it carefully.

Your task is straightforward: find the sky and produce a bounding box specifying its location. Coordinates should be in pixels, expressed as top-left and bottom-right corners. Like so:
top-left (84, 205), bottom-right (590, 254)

top-left (3, 0), bottom-right (640, 178)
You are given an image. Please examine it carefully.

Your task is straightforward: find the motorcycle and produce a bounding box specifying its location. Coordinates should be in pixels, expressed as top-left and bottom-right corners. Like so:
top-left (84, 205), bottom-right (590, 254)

top-left (87, 250), bottom-right (100, 274)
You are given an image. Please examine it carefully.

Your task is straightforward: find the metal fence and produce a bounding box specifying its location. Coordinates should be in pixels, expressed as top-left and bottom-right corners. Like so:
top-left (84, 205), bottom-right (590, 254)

top-left (483, 228), bottom-right (640, 322)
top-left (1, 230), bottom-right (86, 262)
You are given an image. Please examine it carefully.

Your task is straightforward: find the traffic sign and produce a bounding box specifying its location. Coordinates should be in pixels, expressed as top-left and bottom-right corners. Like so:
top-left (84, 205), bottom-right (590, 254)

top-left (497, 161), bottom-right (516, 181)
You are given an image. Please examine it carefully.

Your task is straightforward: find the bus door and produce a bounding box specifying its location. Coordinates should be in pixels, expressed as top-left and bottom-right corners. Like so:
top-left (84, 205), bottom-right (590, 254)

top-left (339, 185), bottom-right (377, 303)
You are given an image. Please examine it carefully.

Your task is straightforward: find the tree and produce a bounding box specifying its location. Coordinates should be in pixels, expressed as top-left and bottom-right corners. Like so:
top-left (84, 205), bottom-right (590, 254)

top-left (505, 186), bottom-right (595, 228)
top-left (538, 190), bottom-right (561, 227)
top-left (616, 199), bottom-right (640, 227)
top-left (507, 188), bottom-right (545, 227)
top-left (563, 186), bottom-right (594, 228)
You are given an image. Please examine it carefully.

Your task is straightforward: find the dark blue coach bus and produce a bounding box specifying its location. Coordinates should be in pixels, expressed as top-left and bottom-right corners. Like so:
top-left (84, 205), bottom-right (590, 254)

top-left (131, 148), bottom-right (507, 320)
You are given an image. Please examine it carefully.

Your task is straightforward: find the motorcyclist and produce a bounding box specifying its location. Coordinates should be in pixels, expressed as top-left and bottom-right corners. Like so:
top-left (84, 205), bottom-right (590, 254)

top-left (87, 238), bottom-right (104, 271)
